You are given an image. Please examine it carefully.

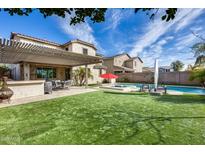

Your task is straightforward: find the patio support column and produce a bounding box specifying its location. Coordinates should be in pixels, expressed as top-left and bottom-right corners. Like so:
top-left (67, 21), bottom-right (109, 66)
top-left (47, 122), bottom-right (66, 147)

top-left (23, 63), bottom-right (30, 80)
top-left (85, 64), bottom-right (88, 88)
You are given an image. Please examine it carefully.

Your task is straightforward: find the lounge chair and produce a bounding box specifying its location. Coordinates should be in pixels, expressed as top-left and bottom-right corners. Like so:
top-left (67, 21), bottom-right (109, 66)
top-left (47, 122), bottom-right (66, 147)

top-left (140, 84), bottom-right (151, 92)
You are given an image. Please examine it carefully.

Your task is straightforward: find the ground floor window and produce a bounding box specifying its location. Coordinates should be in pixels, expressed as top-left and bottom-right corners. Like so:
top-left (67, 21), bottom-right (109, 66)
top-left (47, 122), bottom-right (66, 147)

top-left (36, 67), bottom-right (56, 79)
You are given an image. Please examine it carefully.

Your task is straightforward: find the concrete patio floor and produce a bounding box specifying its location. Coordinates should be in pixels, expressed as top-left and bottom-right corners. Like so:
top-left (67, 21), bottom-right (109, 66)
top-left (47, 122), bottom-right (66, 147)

top-left (0, 87), bottom-right (98, 109)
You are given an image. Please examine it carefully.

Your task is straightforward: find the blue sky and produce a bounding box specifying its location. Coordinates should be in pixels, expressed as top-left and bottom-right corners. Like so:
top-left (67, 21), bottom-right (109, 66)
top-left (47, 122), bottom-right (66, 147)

top-left (0, 8), bottom-right (205, 68)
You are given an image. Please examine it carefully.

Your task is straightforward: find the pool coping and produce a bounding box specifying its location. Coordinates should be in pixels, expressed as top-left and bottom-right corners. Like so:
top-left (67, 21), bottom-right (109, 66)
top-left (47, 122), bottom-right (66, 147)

top-left (115, 83), bottom-right (205, 95)
top-left (116, 83), bottom-right (205, 89)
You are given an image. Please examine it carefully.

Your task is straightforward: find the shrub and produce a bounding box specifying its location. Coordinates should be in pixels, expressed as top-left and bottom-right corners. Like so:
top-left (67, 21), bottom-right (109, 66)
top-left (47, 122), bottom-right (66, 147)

top-left (102, 79), bottom-right (109, 83)
top-left (117, 77), bottom-right (130, 83)
top-left (0, 65), bottom-right (10, 78)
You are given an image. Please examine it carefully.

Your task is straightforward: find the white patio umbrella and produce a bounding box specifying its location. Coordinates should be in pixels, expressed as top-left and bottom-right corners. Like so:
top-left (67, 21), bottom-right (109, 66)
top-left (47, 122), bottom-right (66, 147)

top-left (154, 59), bottom-right (159, 90)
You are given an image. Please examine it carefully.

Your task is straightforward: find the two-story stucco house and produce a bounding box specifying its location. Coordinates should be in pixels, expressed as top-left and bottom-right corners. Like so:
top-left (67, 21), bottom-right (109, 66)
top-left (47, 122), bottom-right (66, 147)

top-left (103, 53), bottom-right (143, 74)
top-left (143, 66), bottom-right (173, 72)
top-left (7, 32), bottom-right (105, 84)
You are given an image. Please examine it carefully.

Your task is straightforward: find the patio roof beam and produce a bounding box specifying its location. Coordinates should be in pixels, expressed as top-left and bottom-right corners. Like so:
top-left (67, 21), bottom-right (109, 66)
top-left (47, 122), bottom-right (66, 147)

top-left (0, 38), bottom-right (102, 66)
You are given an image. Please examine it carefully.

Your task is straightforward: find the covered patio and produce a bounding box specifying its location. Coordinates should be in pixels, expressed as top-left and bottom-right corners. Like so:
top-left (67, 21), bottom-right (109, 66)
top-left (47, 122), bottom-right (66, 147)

top-left (0, 38), bottom-right (102, 81)
top-left (0, 38), bottom-right (102, 100)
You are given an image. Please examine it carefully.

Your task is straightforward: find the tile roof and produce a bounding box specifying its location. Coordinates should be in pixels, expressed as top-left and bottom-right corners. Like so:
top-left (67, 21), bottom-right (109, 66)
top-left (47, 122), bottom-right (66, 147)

top-left (10, 33), bottom-right (97, 50)
top-left (11, 32), bottom-right (61, 46)
top-left (61, 39), bottom-right (97, 49)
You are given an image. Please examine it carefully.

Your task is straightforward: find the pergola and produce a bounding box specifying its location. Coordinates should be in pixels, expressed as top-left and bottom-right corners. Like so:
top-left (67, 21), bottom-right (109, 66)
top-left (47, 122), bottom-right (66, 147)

top-left (0, 38), bottom-right (102, 87)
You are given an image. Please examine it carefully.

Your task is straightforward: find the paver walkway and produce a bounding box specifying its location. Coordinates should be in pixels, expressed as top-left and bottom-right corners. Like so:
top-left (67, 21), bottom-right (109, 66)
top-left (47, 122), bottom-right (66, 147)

top-left (0, 87), bottom-right (97, 109)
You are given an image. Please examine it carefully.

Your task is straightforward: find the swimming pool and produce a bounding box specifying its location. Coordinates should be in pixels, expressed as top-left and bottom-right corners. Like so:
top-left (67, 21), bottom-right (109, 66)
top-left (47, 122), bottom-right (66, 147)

top-left (115, 83), bottom-right (205, 95)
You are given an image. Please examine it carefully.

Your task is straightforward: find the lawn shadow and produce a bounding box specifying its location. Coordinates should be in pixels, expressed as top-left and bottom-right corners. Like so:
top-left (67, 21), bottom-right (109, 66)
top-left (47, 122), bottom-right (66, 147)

top-left (124, 115), bottom-right (205, 144)
top-left (153, 94), bottom-right (205, 105)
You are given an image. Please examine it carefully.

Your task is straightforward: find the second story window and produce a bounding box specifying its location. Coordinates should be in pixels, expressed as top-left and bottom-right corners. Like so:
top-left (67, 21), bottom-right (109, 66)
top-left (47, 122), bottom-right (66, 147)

top-left (135, 61), bottom-right (137, 67)
top-left (82, 48), bottom-right (88, 55)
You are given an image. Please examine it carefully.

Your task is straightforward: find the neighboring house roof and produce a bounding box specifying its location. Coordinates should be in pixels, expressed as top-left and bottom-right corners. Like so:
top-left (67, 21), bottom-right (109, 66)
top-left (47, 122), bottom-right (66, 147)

top-left (143, 66), bottom-right (172, 72)
top-left (61, 39), bottom-right (97, 50)
top-left (104, 53), bottom-right (143, 63)
top-left (114, 65), bottom-right (135, 71)
top-left (159, 66), bottom-right (172, 69)
top-left (96, 53), bottom-right (104, 57)
top-left (10, 32), bottom-right (61, 47)
top-left (93, 64), bottom-right (107, 69)
top-left (142, 67), bottom-right (155, 72)
top-left (124, 56), bottom-right (143, 63)
top-left (104, 53), bottom-right (131, 59)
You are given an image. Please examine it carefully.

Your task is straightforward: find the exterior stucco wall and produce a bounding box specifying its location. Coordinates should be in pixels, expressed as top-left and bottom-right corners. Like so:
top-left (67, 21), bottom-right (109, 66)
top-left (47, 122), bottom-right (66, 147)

top-left (71, 42), bottom-right (96, 56)
top-left (103, 59), bottom-right (114, 73)
top-left (62, 44), bottom-right (72, 51)
top-left (9, 64), bottom-right (21, 80)
top-left (124, 60), bottom-right (133, 68)
top-left (23, 63), bottom-right (30, 80)
top-left (117, 72), bottom-right (154, 83)
top-left (134, 59), bottom-right (143, 72)
top-left (114, 55), bottom-right (130, 66)
top-left (117, 71), bottom-right (200, 86)
top-left (8, 80), bottom-right (45, 99)
top-left (56, 67), bottom-right (66, 80)
top-left (158, 71), bottom-right (199, 85)
top-left (103, 56), bottom-right (143, 73)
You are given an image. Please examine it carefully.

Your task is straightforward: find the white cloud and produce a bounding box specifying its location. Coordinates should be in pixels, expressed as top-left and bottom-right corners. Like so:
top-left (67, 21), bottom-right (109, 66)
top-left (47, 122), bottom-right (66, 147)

top-left (157, 32), bottom-right (203, 67)
top-left (105, 9), bottom-right (123, 30)
top-left (59, 15), bottom-right (96, 44)
top-left (58, 14), bottom-right (105, 53)
top-left (140, 36), bottom-right (173, 66)
top-left (129, 9), bottom-right (204, 57)
top-left (104, 9), bottom-right (132, 30)
top-left (175, 33), bottom-right (198, 49)
top-left (175, 9), bottom-right (204, 32)
top-left (190, 26), bottom-right (203, 33)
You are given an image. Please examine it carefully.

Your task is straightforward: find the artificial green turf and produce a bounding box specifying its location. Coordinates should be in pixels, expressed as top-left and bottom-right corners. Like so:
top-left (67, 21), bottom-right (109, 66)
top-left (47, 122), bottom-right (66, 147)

top-left (0, 91), bottom-right (205, 144)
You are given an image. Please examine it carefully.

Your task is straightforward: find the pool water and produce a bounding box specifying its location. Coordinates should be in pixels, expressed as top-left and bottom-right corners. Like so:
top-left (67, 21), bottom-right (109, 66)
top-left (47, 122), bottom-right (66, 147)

top-left (115, 83), bottom-right (205, 95)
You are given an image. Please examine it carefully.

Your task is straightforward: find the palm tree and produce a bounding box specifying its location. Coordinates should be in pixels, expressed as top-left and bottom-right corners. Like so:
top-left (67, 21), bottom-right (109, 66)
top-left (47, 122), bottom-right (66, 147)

top-left (191, 33), bottom-right (205, 66)
top-left (194, 55), bottom-right (205, 66)
top-left (73, 67), bottom-right (93, 86)
top-left (170, 60), bottom-right (184, 71)
top-left (189, 68), bottom-right (205, 87)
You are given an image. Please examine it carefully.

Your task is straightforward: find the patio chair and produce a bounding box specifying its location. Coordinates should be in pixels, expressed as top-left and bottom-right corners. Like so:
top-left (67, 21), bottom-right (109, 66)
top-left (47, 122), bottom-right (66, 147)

top-left (63, 80), bottom-right (72, 89)
top-left (156, 86), bottom-right (167, 94)
top-left (44, 81), bottom-right (52, 94)
top-left (52, 80), bottom-right (62, 89)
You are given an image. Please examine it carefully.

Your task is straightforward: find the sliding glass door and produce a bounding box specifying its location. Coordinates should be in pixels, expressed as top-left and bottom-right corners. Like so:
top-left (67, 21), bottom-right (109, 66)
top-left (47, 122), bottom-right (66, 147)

top-left (36, 67), bottom-right (56, 79)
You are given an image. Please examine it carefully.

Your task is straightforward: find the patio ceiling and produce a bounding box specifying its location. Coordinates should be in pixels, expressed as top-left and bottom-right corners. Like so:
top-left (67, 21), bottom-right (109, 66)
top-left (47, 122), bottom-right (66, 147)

top-left (0, 38), bottom-right (102, 66)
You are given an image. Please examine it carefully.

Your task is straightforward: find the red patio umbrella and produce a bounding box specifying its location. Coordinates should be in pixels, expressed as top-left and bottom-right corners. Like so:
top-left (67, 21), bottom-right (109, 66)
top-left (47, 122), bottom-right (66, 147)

top-left (100, 73), bottom-right (118, 79)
